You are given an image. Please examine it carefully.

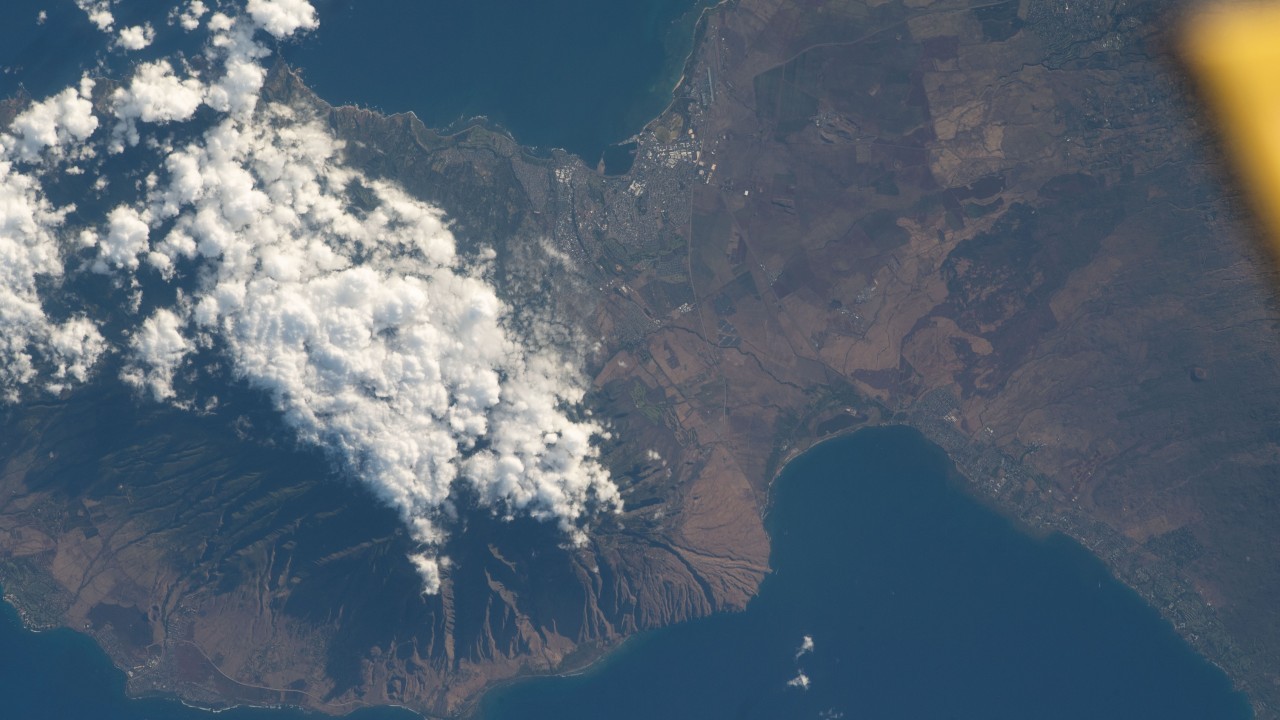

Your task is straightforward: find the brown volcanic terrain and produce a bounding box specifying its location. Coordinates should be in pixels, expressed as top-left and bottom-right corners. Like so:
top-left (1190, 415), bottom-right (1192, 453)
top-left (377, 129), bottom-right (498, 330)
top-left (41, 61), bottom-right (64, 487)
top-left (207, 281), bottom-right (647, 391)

top-left (3, 0), bottom-right (1280, 716)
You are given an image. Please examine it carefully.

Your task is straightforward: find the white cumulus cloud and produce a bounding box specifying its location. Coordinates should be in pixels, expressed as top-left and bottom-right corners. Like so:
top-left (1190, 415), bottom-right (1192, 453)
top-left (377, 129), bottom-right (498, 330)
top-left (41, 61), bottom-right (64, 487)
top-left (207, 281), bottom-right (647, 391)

top-left (0, 160), bottom-right (101, 401)
top-left (116, 23), bottom-right (155, 50)
top-left (178, 0), bottom-right (209, 31)
top-left (7, 78), bottom-right (98, 162)
top-left (122, 308), bottom-right (191, 401)
top-left (76, 0), bottom-right (115, 31)
top-left (0, 0), bottom-right (617, 593)
top-left (796, 634), bottom-right (815, 659)
top-left (245, 0), bottom-right (318, 38)
top-left (92, 205), bottom-right (152, 273)
top-left (139, 104), bottom-right (618, 592)
top-left (110, 60), bottom-right (206, 148)
top-left (787, 672), bottom-right (811, 690)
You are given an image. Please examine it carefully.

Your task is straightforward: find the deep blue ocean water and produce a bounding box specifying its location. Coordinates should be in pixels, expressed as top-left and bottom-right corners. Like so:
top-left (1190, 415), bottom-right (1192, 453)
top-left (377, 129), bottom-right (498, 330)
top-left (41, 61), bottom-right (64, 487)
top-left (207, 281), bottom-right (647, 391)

top-left (0, 3), bottom-right (1256, 719)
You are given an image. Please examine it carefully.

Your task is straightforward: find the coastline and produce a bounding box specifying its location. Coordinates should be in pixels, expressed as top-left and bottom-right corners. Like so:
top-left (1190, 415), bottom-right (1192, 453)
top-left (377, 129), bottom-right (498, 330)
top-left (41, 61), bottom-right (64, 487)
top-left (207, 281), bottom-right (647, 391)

top-left (756, 395), bottom-right (1262, 715)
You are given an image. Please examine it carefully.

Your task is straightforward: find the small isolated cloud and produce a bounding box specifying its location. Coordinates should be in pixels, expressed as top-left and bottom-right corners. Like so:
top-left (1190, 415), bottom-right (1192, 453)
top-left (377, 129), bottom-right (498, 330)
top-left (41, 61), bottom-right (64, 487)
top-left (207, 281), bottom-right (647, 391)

top-left (37, 10), bottom-right (47, 25)
top-left (45, 316), bottom-right (107, 386)
top-left (178, 0), bottom-right (208, 31)
top-left (76, 0), bottom-right (115, 31)
top-left (92, 205), bottom-right (152, 273)
top-left (796, 634), bottom-right (815, 659)
top-left (787, 635), bottom-right (815, 691)
top-left (787, 672), bottom-right (811, 690)
top-left (207, 12), bottom-right (234, 33)
top-left (116, 24), bottom-right (156, 51)
top-left (245, 0), bottom-right (317, 38)
top-left (6, 78), bottom-right (98, 162)
top-left (122, 308), bottom-right (191, 401)
top-left (110, 60), bottom-right (205, 148)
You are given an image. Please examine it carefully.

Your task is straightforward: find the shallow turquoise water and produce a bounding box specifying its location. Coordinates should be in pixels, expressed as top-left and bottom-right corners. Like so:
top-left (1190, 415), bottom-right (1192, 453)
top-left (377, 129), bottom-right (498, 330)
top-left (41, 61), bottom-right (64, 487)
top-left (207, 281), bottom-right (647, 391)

top-left (479, 427), bottom-right (1252, 720)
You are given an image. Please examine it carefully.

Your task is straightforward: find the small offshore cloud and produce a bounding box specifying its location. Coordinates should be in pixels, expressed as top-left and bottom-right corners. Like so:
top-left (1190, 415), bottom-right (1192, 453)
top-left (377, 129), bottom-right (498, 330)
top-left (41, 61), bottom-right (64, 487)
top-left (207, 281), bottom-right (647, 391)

top-left (122, 308), bottom-right (191, 402)
top-left (787, 672), bottom-right (811, 690)
top-left (787, 634), bottom-right (814, 690)
top-left (109, 60), bottom-right (205, 149)
top-left (0, 0), bottom-right (618, 593)
top-left (7, 78), bottom-right (98, 162)
top-left (245, 0), bottom-right (317, 38)
top-left (796, 634), bottom-right (815, 659)
top-left (116, 24), bottom-right (155, 51)
top-left (75, 0), bottom-right (115, 32)
top-left (175, 0), bottom-right (209, 32)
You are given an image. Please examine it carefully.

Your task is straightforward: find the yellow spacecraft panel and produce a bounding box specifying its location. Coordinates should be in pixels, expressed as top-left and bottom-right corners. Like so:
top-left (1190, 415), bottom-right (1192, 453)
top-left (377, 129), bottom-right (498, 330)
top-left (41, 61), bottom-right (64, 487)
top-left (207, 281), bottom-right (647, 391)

top-left (1183, 3), bottom-right (1280, 255)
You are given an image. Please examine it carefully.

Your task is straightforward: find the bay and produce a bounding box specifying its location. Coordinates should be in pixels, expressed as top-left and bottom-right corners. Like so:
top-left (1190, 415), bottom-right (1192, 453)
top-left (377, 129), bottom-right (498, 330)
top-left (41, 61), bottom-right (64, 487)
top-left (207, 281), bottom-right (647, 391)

top-left (479, 427), bottom-right (1252, 720)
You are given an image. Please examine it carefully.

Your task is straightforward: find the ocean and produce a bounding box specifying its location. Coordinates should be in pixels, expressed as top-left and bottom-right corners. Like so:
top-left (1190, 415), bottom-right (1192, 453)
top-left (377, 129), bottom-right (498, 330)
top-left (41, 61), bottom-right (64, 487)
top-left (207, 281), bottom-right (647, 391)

top-left (0, 2), bottom-right (1255, 719)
